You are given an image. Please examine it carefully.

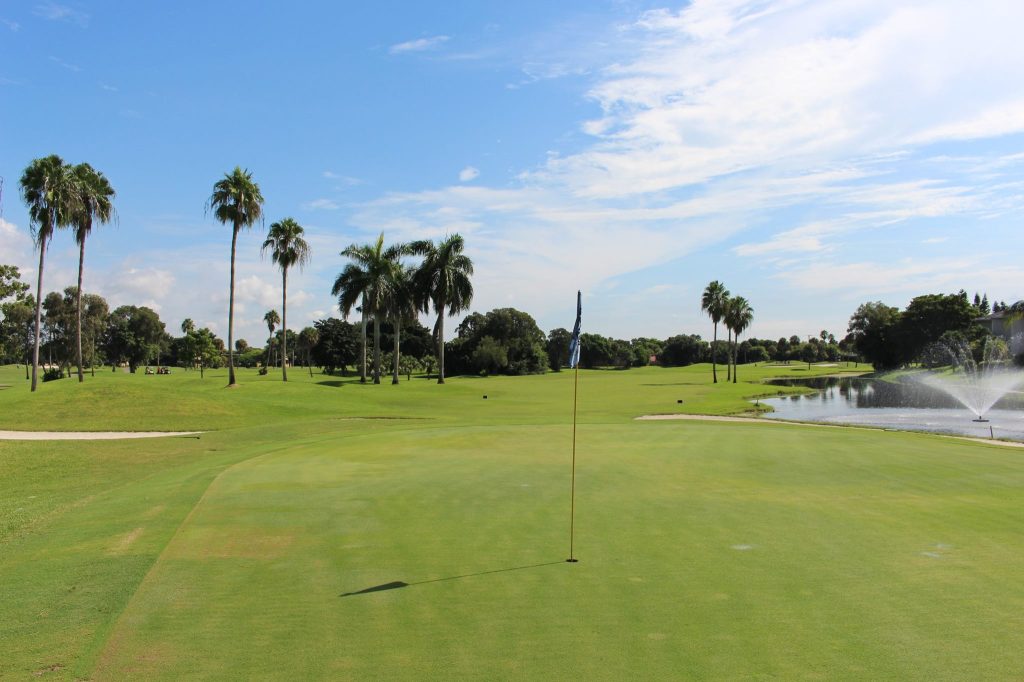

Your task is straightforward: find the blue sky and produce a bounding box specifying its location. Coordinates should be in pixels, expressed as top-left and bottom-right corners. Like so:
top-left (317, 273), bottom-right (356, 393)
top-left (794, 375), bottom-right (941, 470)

top-left (2, 0), bottom-right (1023, 346)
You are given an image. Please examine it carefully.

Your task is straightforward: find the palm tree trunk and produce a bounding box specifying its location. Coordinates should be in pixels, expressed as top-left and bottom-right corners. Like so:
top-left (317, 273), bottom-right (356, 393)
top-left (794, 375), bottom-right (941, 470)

top-left (360, 300), bottom-right (367, 383)
top-left (733, 334), bottom-right (739, 383)
top-left (373, 314), bottom-right (381, 384)
top-left (76, 238), bottom-right (86, 383)
top-left (227, 225), bottom-right (239, 386)
top-left (726, 328), bottom-right (732, 381)
top-left (436, 304), bottom-right (446, 385)
top-left (281, 268), bottom-right (289, 381)
top-left (392, 316), bottom-right (401, 385)
top-left (712, 321), bottom-right (718, 383)
top-left (31, 235), bottom-right (48, 392)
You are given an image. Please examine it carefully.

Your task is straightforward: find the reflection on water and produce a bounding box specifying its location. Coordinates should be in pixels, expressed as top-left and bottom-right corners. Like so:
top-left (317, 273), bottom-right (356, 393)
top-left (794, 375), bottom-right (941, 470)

top-left (760, 377), bottom-right (1024, 441)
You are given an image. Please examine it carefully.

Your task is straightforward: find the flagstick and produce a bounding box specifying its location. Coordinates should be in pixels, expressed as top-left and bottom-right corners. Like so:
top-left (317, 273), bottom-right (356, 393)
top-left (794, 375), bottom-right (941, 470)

top-left (567, 362), bottom-right (579, 563)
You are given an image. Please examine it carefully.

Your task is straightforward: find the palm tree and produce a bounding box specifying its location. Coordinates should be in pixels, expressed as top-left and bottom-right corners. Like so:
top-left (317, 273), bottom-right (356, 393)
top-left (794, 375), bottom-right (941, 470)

top-left (298, 326), bottom-right (319, 377)
top-left (384, 263), bottom-right (418, 385)
top-left (332, 234), bottom-right (404, 384)
top-left (700, 281), bottom-right (729, 384)
top-left (410, 234), bottom-right (474, 384)
top-left (725, 296), bottom-right (754, 383)
top-left (263, 309), bottom-right (280, 369)
top-left (19, 155), bottom-right (79, 392)
top-left (207, 167), bottom-right (264, 386)
top-left (69, 163), bottom-right (115, 383)
top-left (262, 218), bottom-right (311, 381)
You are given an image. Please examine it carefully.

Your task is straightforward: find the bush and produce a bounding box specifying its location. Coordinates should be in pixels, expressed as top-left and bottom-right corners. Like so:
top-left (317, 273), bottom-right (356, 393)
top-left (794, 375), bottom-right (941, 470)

top-left (42, 367), bottom-right (64, 382)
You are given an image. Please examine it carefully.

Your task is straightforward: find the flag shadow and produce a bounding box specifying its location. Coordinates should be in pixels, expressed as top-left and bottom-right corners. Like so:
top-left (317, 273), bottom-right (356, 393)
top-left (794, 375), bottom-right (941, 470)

top-left (339, 561), bottom-right (564, 597)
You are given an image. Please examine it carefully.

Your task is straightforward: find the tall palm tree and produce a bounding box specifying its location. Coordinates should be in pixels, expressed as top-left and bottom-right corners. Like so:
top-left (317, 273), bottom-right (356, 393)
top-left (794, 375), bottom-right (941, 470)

top-left (332, 234), bottom-right (402, 384)
top-left (725, 296), bottom-right (754, 383)
top-left (69, 163), bottom-right (115, 383)
top-left (263, 309), bottom-right (280, 369)
top-left (384, 263), bottom-right (418, 385)
top-left (207, 167), bottom-right (264, 386)
top-left (410, 234), bottom-right (474, 384)
top-left (700, 280), bottom-right (729, 384)
top-left (19, 155), bottom-right (79, 392)
top-left (262, 218), bottom-right (311, 381)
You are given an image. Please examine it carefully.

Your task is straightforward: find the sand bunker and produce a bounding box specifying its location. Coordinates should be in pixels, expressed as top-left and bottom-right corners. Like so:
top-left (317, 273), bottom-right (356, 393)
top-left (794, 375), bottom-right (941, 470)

top-left (0, 430), bottom-right (202, 441)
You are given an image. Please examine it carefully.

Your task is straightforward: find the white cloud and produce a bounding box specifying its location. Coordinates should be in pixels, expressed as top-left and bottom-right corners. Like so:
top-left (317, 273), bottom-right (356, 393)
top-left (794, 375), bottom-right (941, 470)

top-left (34, 2), bottom-right (89, 27)
top-left (389, 35), bottom-right (450, 54)
top-left (1, 17), bottom-right (20, 31)
top-left (458, 166), bottom-right (480, 182)
top-left (322, 171), bottom-right (362, 185)
top-left (48, 55), bottom-right (81, 72)
top-left (303, 198), bottom-right (340, 211)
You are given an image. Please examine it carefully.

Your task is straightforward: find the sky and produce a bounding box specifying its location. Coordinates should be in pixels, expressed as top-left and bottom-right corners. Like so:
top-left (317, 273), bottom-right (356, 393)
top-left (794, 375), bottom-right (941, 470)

top-left (2, 0), bottom-right (1023, 346)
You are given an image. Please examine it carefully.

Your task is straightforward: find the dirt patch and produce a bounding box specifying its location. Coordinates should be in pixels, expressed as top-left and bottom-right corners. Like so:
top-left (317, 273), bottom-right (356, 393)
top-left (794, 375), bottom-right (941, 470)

top-left (0, 430), bottom-right (203, 440)
top-left (109, 527), bottom-right (144, 555)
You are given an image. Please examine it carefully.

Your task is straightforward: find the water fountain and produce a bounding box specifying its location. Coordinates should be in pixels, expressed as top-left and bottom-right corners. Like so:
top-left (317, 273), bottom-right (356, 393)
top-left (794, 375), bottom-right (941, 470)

top-left (915, 338), bottom-right (1024, 421)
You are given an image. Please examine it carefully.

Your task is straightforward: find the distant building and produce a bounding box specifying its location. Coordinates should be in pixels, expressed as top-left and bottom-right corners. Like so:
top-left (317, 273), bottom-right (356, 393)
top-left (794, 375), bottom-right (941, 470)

top-left (975, 301), bottom-right (1024, 354)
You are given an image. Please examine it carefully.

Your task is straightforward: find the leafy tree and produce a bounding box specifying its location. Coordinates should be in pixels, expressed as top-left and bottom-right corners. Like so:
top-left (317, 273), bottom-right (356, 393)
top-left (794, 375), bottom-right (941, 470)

top-left (0, 264), bottom-right (29, 302)
top-left (262, 217), bottom-right (311, 381)
top-left (235, 338), bottom-right (249, 352)
top-left (725, 296), bottom-right (753, 383)
top-left (0, 296), bottom-right (35, 370)
top-left (630, 337), bottom-right (664, 367)
top-left (410, 234), bottom-right (474, 384)
top-left (449, 308), bottom-right (546, 375)
top-left (700, 281), bottom-right (729, 383)
top-left (898, 293), bottom-right (982, 360)
top-left (547, 327), bottom-right (571, 371)
top-left (660, 334), bottom-right (708, 366)
top-left (20, 154), bottom-right (79, 391)
top-left (69, 163), bottom-right (115, 382)
top-left (103, 305), bottom-right (166, 372)
top-left (472, 336), bottom-right (508, 375)
top-left (207, 166), bottom-right (264, 386)
top-left (847, 301), bottom-right (902, 370)
top-left (311, 318), bottom-right (358, 375)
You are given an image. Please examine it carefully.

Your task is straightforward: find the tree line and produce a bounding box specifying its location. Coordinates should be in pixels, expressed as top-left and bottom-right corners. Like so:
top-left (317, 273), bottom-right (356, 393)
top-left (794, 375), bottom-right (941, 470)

top-left (846, 291), bottom-right (1023, 370)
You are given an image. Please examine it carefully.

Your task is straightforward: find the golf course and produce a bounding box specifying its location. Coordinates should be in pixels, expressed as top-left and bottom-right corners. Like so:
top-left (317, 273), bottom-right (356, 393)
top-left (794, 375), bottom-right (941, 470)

top-left (2, 362), bottom-right (1023, 680)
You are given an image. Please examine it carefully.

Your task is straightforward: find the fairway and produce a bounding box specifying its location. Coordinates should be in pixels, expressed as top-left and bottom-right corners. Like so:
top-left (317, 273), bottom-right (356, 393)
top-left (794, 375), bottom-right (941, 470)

top-left (2, 364), bottom-right (1024, 680)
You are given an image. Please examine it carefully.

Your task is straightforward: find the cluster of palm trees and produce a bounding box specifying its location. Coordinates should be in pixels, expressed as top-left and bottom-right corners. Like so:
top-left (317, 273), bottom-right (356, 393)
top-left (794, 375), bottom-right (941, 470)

top-left (700, 281), bottom-right (754, 383)
top-left (207, 167), bottom-right (310, 385)
top-left (332, 233), bottom-right (473, 385)
top-left (19, 155), bottom-right (116, 391)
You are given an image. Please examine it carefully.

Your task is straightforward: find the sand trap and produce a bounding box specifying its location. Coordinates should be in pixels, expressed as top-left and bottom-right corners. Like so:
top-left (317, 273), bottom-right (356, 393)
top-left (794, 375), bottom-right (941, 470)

top-left (0, 430), bottom-right (202, 441)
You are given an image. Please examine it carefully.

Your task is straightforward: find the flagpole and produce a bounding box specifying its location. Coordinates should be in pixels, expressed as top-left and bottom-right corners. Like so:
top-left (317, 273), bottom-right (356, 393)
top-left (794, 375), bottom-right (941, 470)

top-left (568, 360), bottom-right (579, 563)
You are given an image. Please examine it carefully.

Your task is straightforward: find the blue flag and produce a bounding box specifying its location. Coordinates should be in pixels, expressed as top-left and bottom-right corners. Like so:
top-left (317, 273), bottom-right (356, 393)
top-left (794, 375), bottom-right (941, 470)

top-left (568, 290), bottom-right (582, 368)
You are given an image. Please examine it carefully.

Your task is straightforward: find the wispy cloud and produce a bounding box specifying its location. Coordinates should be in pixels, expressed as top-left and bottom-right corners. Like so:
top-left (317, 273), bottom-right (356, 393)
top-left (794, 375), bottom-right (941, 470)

top-left (303, 198), bottom-right (341, 211)
top-left (34, 2), bottom-right (89, 27)
top-left (48, 55), bottom-right (81, 72)
top-left (458, 166), bottom-right (479, 182)
top-left (389, 35), bottom-right (449, 54)
top-left (99, 82), bottom-right (118, 92)
top-left (1, 17), bottom-right (20, 31)
top-left (322, 171), bottom-right (362, 185)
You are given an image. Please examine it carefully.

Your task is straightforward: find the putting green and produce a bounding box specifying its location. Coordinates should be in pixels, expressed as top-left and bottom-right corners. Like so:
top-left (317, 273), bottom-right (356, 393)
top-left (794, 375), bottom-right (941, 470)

top-left (2, 363), bottom-right (1023, 679)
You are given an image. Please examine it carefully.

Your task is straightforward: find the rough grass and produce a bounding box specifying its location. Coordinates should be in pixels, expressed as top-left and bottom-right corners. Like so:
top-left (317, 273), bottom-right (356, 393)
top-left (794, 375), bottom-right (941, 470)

top-left (2, 361), bottom-right (1023, 680)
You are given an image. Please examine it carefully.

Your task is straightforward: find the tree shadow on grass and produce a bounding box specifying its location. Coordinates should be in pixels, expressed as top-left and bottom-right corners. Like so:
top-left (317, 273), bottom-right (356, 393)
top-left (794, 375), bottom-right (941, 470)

top-left (340, 561), bottom-right (564, 597)
top-left (316, 380), bottom-right (347, 388)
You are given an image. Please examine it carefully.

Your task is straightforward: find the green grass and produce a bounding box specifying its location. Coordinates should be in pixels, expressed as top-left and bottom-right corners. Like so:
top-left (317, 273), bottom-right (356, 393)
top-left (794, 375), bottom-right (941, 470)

top-left (2, 361), bottom-right (1023, 679)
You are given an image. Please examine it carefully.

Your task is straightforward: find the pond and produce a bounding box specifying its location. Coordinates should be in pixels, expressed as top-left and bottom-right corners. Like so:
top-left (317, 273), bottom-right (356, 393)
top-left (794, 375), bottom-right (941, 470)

top-left (758, 376), bottom-right (1024, 442)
